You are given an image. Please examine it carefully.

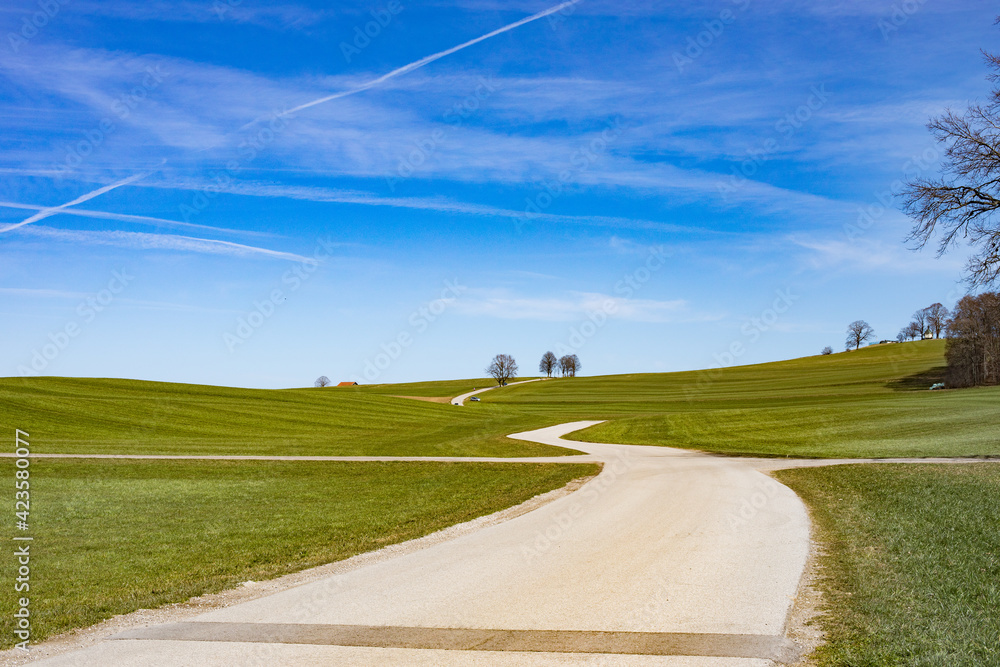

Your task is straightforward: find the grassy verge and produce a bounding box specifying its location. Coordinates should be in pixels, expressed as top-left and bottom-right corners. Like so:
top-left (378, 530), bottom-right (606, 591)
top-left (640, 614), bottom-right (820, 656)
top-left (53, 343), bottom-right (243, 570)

top-left (775, 464), bottom-right (1000, 665)
top-left (0, 458), bottom-right (598, 649)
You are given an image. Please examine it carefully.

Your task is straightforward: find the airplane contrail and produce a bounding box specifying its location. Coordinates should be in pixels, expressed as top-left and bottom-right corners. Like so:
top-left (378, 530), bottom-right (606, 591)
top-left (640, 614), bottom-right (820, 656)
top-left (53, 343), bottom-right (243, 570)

top-left (4, 3), bottom-right (581, 240)
top-left (21, 226), bottom-right (313, 263)
top-left (246, 0), bottom-right (581, 127)
top-left (0, 200), bottom-right (272, 237)
top-left (0, 170), bottom-right (154, 234)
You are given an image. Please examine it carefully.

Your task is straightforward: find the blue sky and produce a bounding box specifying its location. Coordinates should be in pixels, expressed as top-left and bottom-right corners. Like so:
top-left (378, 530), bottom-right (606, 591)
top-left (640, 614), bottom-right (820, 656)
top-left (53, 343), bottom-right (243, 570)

top-left (0, 0), bottom-right (995, 388)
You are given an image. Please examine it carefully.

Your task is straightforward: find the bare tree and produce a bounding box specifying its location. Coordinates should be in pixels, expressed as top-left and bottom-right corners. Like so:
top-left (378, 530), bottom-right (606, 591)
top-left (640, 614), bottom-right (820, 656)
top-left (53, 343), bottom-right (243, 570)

top-left (314, 376), bottom-right (331, 387)
top-left (486, 354), bottom-right (518, 387)
top-left (904, 321), bottom-right (923, 341)
top-left (902, 33), bottom-right (1000, 286)
top-left (925, 302), bottom-right (950, 338)
top-left (912, 308), bottom-right (929, 337)
top-left (896, 330), bottom-right (907, 343)
top-left (945, 291), bottom-right (1000, 386)
top-left (539, 351), bottom-right (557, 378)
top-left (821, 346), bottom-right (833, 355)
top-left (558, 354), bottom-right (581, 377)
top-left (845, 320), bottom-right (875, 350)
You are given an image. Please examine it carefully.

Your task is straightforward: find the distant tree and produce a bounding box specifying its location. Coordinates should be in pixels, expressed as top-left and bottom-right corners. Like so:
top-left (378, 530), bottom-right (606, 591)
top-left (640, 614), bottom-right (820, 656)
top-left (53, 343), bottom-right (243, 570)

top-left (903, 321), bottom-right (923, 341)
top-left (314, 376), bottom-right (331, 388)
top-left (902, 34), bottom-right (1000, 287)
top-left (539, 351), bottom-right (557, 378)
top-left (925, 302), bottom-right (950, 338)
top-left (912, 308), bottom-right (929, 337)
top-left (896, 330), bottom-right (907, 343)
top-left (846, 320), bottom-right (875, 350)
top-left (486, 354), bottom-right (518, 387)
top-left (944, 291), bottom-right (1000, 386)
top-left (558, 354), bottom-right (581, 377)
top-left (821, 346), bottom-right (833, 355)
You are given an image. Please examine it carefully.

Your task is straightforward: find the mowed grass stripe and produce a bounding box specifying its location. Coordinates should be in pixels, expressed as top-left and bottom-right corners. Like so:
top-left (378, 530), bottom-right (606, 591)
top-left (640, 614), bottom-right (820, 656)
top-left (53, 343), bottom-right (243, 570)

top-left (490, 341), bottom-right (949, 415)
top-left (0, 458), bottom-right (599, 649)
top-left (0, 377), bottom-right (570, 457)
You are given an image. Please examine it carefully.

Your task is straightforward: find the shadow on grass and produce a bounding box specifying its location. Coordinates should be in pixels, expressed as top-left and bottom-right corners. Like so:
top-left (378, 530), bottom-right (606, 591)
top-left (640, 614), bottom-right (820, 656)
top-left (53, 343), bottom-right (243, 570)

top-left (886, 365), bottom-right (947, 391)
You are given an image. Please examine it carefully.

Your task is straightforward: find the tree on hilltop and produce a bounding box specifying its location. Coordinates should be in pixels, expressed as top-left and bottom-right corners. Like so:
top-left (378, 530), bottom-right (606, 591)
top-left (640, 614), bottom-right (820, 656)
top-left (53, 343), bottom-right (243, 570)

top-left (539, 351), bottom-right (557, 378)
top-left (486, 354), bottom-right (518, 387)
top-left (558, 354), bottom-right (580, 377)
top-left (903, 321), bottom-right (923, 341)
top-left (925, 302), bottom-right (950, 338)
top-left (846, 320), bottom-right (875, 350)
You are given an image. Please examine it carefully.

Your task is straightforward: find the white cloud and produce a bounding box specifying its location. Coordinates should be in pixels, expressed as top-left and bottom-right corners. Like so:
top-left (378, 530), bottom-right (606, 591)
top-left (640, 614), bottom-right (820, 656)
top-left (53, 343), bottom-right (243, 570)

top-left (0, 43), bottom-right (860, 222)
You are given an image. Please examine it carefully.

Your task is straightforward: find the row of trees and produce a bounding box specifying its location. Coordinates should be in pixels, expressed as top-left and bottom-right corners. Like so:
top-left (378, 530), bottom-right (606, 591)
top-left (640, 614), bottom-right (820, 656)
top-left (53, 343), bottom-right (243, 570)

top-left (485, 352), bottom-right (582, 386)
top-left (898, 303), bottom-right (949, 342)
top-left (539, 351), bottom-right (581, 378)
top-left (840, 294), bottom-right (998, 387)
top-left (840, 302), bottom-right (953, 352)
top-left (944, 292), bottom-right (1000, 387)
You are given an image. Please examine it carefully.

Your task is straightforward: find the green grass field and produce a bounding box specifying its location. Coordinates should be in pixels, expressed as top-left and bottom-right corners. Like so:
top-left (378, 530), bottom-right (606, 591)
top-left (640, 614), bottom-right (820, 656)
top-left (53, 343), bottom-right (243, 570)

top-left (5, 340), bottom-right (997, 460)
top-left (0, 376), bottom-right (570, 457)
top-left (0, 458), bottom-right (598, 649)
top-left (358, 377), bottom-right (500, 398)
top-left (488, 341), bottom-right (1000, 458)
top-left (3, 338), bottom-right (998, 658)
top-left (776, 464), bottom-right (1000, 666)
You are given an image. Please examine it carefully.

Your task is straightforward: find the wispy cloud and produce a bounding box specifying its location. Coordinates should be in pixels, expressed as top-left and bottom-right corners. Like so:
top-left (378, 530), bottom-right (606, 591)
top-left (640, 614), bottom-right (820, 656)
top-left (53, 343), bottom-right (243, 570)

top-left (0, 285), bottom-right (240, 315)
top-left (0, 287), bottom-right (91, 299)
top-left (13, 226), bottom-right (310, 262)
top-left (137, 178), bottom-right (747, 235)
top-left (70, 0), bottom-right (330, 29)
top-left (0, 44), bottom-right (878, 226)
top-left (451, 288), bottom-right (701, 323)
top-left (790, 235), bottom-right (965, 274)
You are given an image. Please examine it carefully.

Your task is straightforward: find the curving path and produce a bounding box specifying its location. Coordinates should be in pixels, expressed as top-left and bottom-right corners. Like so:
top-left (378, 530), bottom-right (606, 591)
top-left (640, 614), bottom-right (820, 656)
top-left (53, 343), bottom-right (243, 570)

top-left (450, 378), bottom-right (548, 405)
top-left (32, 422), bottom-right (810, 666)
